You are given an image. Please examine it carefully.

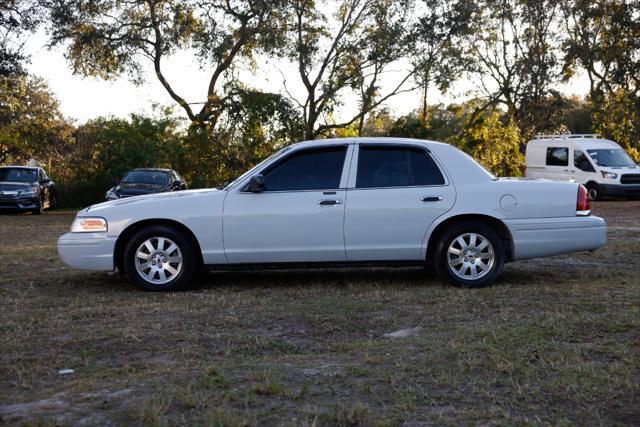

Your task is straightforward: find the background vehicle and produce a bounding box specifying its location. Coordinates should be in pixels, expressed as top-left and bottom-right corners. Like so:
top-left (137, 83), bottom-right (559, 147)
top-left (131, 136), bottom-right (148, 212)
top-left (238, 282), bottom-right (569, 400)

top-left (0, 166), bottom-right (56, 214)
top-left (59, 138), bottom-right (606, 291)
top-left (525, 134), bottom-right (640, 200)
top-left (105, 168), bottom-right (187, 200)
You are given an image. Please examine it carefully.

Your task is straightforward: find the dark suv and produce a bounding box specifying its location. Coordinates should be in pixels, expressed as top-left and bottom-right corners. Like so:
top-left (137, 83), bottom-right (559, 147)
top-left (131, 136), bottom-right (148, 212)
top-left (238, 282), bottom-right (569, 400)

top-left (0, 166), bottom-right (57, 214)
top-left (105, 168), bottom-right (188, 200)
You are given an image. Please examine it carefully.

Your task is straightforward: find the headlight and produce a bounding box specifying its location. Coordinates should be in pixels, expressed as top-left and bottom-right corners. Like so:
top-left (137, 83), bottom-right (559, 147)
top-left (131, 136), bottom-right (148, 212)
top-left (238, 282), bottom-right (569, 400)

top-left (601, 171), bottom-right (617, 179)
top-left (71, 217), bottom-right (108, 233)
top-left (18, 186), bottom-right (38, 196)
top-left (105, 190), bottom-right (119, 200)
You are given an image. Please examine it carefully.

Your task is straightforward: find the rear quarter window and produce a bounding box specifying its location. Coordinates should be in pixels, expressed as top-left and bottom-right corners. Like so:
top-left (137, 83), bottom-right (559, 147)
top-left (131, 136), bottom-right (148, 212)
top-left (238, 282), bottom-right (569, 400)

top-left (546, 147), bottom-right (568, 166)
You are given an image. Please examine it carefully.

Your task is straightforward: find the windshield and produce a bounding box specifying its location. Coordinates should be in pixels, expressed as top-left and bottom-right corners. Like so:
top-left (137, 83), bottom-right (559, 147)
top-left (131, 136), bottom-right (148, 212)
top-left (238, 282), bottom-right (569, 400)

top-left (122, 170), bottom-right (169, 185)
top-left (586, 149), bottom-right (636, 167)
top-left (0, 168), bottom-right (37, 183)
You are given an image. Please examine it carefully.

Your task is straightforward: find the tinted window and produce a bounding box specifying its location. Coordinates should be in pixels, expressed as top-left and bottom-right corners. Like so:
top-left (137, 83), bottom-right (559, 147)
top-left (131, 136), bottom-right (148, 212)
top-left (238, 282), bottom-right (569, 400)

top-left (574, 150), bottom-right (595, 172)
top-left (546, 147), bottom-right (568, 166)
top-left (261, 146), bottom-right (347, 191)
top-left (356, 146), bottom-right (445, 188)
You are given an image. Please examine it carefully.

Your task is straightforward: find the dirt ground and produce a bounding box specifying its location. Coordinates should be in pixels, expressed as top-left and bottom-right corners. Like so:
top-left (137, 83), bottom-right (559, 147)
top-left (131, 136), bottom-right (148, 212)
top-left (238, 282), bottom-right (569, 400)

top-left (0, 201), bottom-right (638, 426)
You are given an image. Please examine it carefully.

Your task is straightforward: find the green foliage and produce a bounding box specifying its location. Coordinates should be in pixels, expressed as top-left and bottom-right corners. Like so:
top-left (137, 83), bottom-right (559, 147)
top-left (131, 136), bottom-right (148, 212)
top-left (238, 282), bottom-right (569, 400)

top-left (0, 74), bottom-right (74, 165)
top-left (55, 111), bottom-right (186, 207)
top-left (453, 112), bottom-right (525, 177)
top-left (592, 90), bottom-right (640, 163)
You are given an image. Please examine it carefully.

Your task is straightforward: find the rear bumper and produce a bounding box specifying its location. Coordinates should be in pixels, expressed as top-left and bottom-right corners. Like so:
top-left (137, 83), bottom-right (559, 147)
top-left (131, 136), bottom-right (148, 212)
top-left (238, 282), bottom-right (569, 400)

top-left (599, 183), bottom-right (640, 197)
top-left (505, 216), bottom-right (606, 261)
top-left (57, 232), bottom-right (116, 271)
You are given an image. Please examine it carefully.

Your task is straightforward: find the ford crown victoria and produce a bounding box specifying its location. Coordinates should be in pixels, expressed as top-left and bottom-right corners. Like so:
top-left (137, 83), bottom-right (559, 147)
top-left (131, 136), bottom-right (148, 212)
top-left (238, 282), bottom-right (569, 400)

top-left (58, 138), bottom-right (606, 291)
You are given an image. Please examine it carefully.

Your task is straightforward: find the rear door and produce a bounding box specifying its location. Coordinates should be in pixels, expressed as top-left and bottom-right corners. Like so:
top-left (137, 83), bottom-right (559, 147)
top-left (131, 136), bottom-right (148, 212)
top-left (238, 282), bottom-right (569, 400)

top-left (344, 144), bottom-right (455, 261)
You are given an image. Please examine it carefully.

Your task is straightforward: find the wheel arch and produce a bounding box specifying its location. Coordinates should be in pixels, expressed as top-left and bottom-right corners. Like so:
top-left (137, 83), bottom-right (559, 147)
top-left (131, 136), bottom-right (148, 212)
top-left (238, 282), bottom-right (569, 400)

top-left (114, 218), bottom-right (204, 273)
top-left (424, 214), bottom-right (514, 263)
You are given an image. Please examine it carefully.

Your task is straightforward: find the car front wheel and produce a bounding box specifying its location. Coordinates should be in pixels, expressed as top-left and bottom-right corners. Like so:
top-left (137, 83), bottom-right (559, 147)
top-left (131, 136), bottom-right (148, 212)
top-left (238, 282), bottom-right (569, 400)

top-left (123, 225), bottom-right (197, 291)
top-left (433, 221), bottom-right (505, 288)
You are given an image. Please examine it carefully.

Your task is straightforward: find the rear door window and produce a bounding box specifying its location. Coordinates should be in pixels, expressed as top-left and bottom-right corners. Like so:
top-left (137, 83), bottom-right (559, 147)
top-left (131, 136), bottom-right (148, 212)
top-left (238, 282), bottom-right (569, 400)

top-left (546, 147), bottom-right (568, 166)
top-left (356, 146), bottom-right (445, 188)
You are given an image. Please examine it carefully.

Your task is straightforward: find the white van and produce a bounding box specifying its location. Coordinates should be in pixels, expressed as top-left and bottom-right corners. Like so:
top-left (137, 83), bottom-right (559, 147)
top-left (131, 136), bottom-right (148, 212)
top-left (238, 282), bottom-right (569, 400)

top-left (525, 134), bottom-right (640, 200)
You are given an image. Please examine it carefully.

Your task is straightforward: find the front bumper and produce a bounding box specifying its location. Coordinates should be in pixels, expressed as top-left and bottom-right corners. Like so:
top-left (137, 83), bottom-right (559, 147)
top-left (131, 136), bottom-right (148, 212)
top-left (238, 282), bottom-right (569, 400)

top-left (0, 196), bottom-right (37, 210)
top-left (57, 232), bottom-right (117, 271)
top-left (505, 216), bottom-right (606, 261)
top-left (599, 183), bottom-right (640, 197)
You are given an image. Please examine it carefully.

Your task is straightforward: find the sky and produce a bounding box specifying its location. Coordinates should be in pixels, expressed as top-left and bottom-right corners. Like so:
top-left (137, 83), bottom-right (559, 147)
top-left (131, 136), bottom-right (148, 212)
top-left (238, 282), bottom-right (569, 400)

top-left (24, 29), bottom-right (591, 125)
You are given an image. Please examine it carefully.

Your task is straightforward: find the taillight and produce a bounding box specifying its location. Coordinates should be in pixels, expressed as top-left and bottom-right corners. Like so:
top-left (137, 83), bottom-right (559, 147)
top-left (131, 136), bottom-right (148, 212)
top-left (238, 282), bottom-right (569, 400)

top-left (576, 184), bottom-right (590, 216)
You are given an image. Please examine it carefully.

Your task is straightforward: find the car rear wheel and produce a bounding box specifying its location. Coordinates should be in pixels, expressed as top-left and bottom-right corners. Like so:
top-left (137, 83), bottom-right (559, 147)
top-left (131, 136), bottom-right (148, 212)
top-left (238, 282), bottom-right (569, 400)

top-left (123, 225), bottom-right (197, 291)
top-left (433, 221), bottom-right (504, 288)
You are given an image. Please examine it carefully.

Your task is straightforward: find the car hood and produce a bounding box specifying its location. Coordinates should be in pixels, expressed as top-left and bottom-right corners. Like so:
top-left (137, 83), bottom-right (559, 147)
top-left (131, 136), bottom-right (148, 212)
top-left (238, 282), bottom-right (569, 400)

top-left (84, 188), bottom-right (222, 214)
top-left (599, 165), bottom-right (640, 173)
top-left (0, 181), bottom-right (35, 191)
top-left (114, 182), bottom-right (166, 196)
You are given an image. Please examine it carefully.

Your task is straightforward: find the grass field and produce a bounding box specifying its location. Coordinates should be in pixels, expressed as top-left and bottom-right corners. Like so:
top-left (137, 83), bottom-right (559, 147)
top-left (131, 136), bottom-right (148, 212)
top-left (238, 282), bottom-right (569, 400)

top-left (1, 202), bottom-right (639, 426)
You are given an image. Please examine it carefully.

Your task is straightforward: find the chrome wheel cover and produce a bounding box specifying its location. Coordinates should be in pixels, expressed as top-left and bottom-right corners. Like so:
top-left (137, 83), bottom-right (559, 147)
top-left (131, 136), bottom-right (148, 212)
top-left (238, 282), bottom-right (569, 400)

top-left (135, 237), bottom-right (183, 285)
top-left (446, 232), bottom-right (495, 281)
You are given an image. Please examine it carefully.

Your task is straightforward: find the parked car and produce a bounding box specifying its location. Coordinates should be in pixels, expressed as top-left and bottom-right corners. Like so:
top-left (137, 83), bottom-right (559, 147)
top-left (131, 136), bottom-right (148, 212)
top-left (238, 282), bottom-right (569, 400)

top-left (58, 138), bottom-right (606, 291)
top-left (525, 134), bottom-right (640, 200)
top-left (0, 166), bottom-right (56, 214)
top-left (105, 168), bottom-right (187, 200)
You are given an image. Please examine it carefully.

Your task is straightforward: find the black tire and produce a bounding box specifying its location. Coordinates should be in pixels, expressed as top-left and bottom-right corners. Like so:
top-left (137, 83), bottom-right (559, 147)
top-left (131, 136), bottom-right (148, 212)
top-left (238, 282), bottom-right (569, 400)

top-left (48, 193), bottom-right (57, 210)
top-left (433, 221), bottom-right (505, 288)
top-left (586, 183), bottom-right (600, 201)
top-left (31, 196), bottom-right (43, 215)
top-left (122, 225), bottom-right (197, 291)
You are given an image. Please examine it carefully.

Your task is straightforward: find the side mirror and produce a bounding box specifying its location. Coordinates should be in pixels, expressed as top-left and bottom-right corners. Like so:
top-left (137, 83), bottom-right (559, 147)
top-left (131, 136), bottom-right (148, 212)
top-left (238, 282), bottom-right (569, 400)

top-left (114, 177), bottom-right (120, 186)
top-left (247, 174), bottom-right (265, 193)
top-left (171, 180), bottom-right (181, 188)
top-left (40, 178), bottom-right (51, 184)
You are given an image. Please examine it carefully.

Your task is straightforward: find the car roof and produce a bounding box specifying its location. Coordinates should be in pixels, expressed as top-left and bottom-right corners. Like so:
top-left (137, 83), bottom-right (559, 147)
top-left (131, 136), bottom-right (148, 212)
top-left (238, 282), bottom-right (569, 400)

top-left (130, 168), bottom-right (172, 173)
top-left (0, 166), bottom-right (38, 170)
top-left (291, 137), bottom-right (449, 149)
top-left (528, 135), bottom-right (621, 150)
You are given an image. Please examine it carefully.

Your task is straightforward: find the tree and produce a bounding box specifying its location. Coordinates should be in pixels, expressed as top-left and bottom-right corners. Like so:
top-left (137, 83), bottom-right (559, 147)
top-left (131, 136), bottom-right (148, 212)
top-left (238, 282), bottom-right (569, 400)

top-left (0, 73), bottom-right (73, 164)
top-left (410, 0), bottom-right (474, 126)
top-left (449, 104), bottom-right (524, 176)
top-left (185, 87), bottom-right (303, 187)
top-left (60, 111), bottom-right (186, 206)
top-left (283, 0), bottom-right (415, 139)
top-left (466, 0), bottom-right (563, 137)
top-left (48, 0), bottom-right (287, 128)
top-left (561, 0), bottom-right (639, 157)
top-left (561, 0), bottom-right (640, 101)
top-left (0, 0), bottom-right (48, 75)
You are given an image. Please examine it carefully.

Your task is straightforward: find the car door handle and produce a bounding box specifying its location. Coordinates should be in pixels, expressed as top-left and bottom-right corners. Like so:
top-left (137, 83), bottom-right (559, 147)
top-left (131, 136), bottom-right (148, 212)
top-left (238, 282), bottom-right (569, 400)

top-left (421, 196), bottom-right (442, 202)
top-left (318, 199), bottom-right (343, 205)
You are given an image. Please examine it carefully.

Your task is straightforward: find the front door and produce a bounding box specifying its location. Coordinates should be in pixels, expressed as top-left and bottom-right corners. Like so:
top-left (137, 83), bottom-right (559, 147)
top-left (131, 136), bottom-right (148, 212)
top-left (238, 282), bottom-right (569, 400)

top-left (223, 145), bottom-right (351, 264)
top-left (572, 149), bottom-right (597, 185)
top-left (344, 144), bottom-right (455, 261)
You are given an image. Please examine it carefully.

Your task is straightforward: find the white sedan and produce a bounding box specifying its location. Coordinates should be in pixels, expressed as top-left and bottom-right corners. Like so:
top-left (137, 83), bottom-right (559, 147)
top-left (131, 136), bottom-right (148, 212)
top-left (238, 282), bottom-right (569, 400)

top-left (58, 138), bottom-right (606, 291)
